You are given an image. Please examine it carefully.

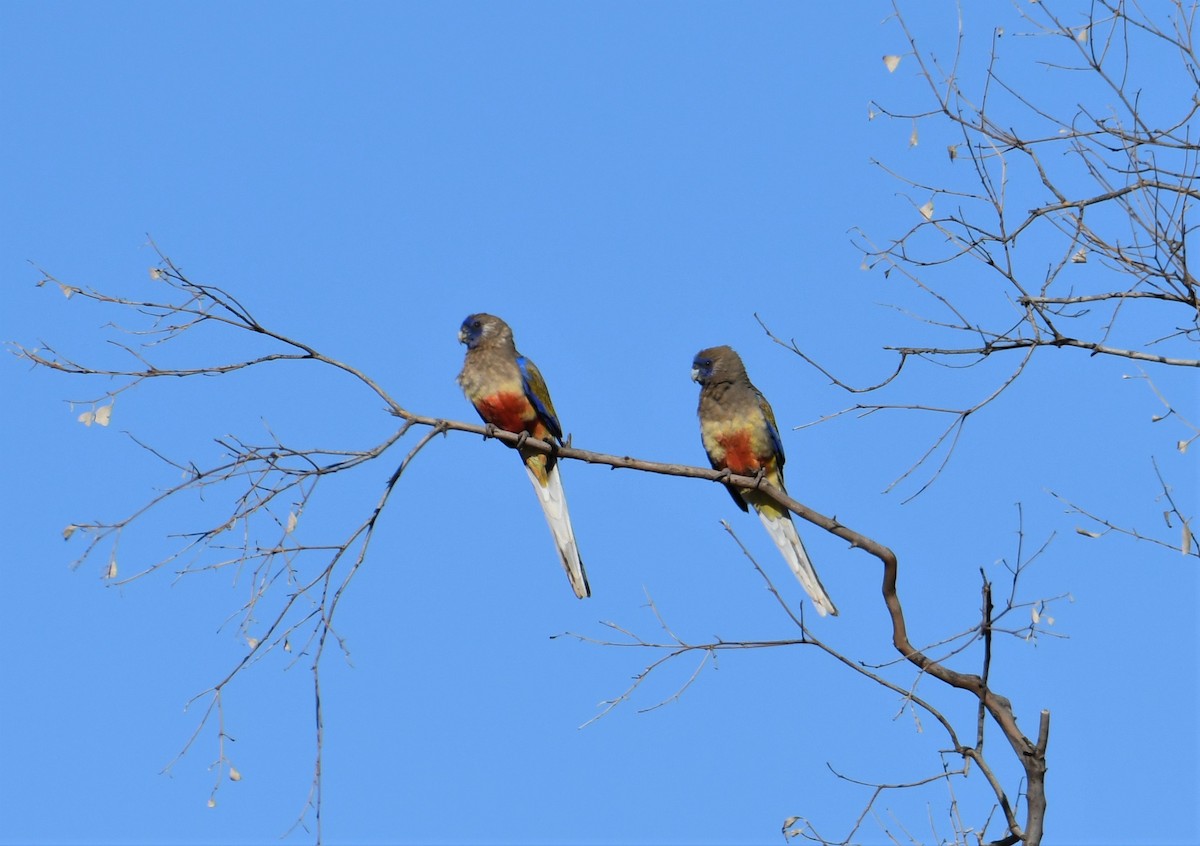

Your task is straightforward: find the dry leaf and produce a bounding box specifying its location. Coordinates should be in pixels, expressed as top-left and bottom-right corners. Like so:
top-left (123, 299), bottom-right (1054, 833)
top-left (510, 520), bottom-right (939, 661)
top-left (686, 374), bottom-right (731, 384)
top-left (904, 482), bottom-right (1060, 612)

top-left (1071, 248), bottom-right (1088, 263)
top-left (1184, 521), bottom-right (1192, 556)
top-left (1031, 604), bottom-right (1041, 624)
top-left (94, 404), bottom-right (113, 427)
top-left (883, 54), bottom-right (901, 73)
top-left (105, 556), bottom-right (118, 580)
top-left (919, 200), bottom-right (935, 221)
top-left (63, 524), bottom-right (78, 541)
top-left (207, 798), bottom-right (216, 809)
top-left (1178, 440), bottom-right (1188, 454)
top-left (58, 282), bottom-right (76, 299)
top-left (1076, 26), bottom-right (1089, 43)
top-left (246, 636), bottom-right (260, 650)
top-left (286, 511), bottom-right (298, 533)
top-left (283, 639), bottom-right (292, 653)
top-left (909, 121), bottom-right (919, 147)
top-left (149, 267), bottom-right (163, 281)
top-left (947, 144), bottom-right (959, 161)
top-left (229, 766), bottom-right (242, 782)
top-left (1075, 527), bottom-right (1101, 538)
top-left (77, 410), bottom-right (94, 427)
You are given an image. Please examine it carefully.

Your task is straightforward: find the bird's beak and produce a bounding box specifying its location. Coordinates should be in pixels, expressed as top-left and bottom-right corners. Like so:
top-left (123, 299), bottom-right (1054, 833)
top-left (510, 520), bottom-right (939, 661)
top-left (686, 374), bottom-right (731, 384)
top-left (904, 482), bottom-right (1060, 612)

top-left (690, 366), bottom-right (701, 383)
top-left (457, 327), bottom-right (468, 344)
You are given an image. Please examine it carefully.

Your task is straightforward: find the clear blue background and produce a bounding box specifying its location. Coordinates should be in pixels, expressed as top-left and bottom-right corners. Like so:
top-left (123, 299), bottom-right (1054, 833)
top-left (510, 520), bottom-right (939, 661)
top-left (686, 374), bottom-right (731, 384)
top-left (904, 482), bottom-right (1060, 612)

top-left (3, 2), bottom-right (1196, 844)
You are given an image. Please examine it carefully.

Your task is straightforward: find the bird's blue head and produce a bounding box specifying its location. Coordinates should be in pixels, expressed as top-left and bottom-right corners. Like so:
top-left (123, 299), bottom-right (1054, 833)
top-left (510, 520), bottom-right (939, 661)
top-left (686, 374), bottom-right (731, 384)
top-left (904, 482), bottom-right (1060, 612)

top-left (458, 313), bottom-right (490, 349)
top-left (459, 313), bottom-right (514, 350)
top-left (692, 346), bottom-right (740, 385)
top-left (691, 351), bottom-right (715, 384)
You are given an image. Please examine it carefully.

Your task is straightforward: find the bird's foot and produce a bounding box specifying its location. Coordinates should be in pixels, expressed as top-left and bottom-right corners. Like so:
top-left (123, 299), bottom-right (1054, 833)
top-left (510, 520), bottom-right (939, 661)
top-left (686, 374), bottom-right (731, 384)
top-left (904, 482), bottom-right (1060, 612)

top-left (714, 467), bottom-right (733, 484)
top-left (513, 430), bottom-right (530, 449)
top-left (752, 468), bottom-right (766, 489)
top-left (482, 423), bottom-right (498, 440)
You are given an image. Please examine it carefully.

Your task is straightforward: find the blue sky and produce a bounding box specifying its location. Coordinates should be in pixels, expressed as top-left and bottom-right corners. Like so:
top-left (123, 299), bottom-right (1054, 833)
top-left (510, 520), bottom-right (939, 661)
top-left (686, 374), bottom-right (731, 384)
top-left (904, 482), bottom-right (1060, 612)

top-left (3, 2), bottom-right (1196, 844)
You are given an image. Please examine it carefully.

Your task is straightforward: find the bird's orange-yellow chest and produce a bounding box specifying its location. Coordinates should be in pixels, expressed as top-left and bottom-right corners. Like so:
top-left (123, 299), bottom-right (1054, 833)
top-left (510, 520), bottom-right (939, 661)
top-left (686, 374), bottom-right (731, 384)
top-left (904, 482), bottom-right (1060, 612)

top-left (476, 391), bottom-right (539, 435)
top-left (705, 425), bottom-right (774, 476)
top-left (716, 429), bottom-right (767, 475)
top-left (715, 429), bottom-right (760, 474)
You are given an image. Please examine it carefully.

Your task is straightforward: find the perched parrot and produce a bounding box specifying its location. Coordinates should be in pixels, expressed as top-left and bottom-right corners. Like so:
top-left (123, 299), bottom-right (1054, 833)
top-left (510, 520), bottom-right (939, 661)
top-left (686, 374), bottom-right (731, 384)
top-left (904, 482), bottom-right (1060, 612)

top-left (457, 313), bottom-right (590, 599)
top-left (692, 345), bottom-right (838, 616)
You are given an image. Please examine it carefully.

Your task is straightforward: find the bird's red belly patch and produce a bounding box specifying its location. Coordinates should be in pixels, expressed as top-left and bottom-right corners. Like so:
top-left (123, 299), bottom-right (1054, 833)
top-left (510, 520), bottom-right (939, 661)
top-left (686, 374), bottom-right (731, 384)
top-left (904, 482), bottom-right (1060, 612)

top-left (716, 430), bottom-right (762, 474)
top-left (477, 392), bottom-right (536, 434)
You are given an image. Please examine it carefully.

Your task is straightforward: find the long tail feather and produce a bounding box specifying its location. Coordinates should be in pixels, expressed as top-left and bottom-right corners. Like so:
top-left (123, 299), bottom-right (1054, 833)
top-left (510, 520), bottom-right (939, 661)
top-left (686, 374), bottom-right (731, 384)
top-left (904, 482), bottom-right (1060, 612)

top-left (524, 462), bottom-right (590, 599)
top-left (757, 511), bottom-right (838, 616)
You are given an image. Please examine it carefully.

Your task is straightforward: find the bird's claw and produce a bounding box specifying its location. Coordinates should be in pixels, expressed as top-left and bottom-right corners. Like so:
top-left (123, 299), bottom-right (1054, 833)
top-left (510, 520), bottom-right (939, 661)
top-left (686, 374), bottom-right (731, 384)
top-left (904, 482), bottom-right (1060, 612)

top-left (482, 423), bottom-right (498, 440)
top-left (752, 468), bottom-right (766, 489)
top-left (714, 467), bottom-right (733, 484)
top-left (514, 431), bottom-right (530, 449)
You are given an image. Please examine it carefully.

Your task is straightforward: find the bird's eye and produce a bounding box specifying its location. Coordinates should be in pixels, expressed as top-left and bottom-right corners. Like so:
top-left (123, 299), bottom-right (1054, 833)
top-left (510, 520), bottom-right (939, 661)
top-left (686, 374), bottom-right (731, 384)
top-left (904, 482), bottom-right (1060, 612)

top-left (472, 320), bottom-right (483, 330)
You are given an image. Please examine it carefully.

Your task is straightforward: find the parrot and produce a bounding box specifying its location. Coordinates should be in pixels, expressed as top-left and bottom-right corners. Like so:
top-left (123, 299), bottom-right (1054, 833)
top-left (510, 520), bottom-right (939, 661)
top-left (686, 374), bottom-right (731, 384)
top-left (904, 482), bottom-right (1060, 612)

top-left (692, 345), bottom-right (838, 616)
top-left (457, 313), bottom-right (590, 599)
